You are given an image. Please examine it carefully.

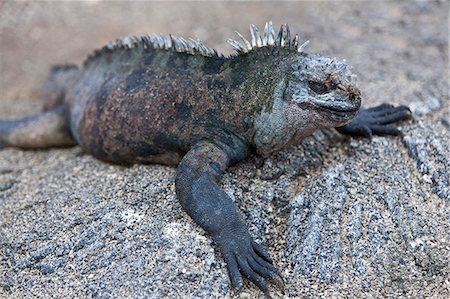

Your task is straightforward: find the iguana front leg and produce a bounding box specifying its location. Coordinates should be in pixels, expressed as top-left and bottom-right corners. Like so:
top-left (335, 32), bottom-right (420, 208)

top-left (175, 141), bottom-right (283, 295)
top-left (337, 103), bottom-right (412, 137)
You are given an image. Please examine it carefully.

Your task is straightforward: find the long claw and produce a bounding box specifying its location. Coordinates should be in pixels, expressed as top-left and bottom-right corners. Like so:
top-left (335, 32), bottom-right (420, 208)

top-left (237, 257), bottom-right (271, 296)
top-left (374, 109), bottom-right (412, 124)
top-left (372, 105), bottom-right (412, 117)
top-left (249, 256), bottom-right (285, 293)
top-left (225, 254), bottom-right (243, 290)
top-left (252, 255), bottom-right (279, 274)
top-left (252, 241), bottom-right (273, 263)
top-left (248, 256), bottom-right (275, 279)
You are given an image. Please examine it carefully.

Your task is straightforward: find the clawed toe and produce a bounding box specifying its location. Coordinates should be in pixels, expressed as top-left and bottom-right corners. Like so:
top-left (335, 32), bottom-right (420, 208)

top-left (374, 108), bottom-right (412, 124)
top-left (222, 239), bottom-right (284, 297)
top-left (249, 255), bottom-right (285, 292)
top-left (252, 240), bottom-right (274, 263)
top-left (367, 105), bottom-right (411, 135)
top-left (237, 257), bottom-right (271, 296)
top-left (372, 103), bottom-right (411, 116)
top-left (337, 103), bottom-right (412, 137)
top-left (370, 124), bottom-right (402, 136)
top-left (225, 254), bottom-right (243, 291)
top-left (367, 103), bottom-right (394, 112)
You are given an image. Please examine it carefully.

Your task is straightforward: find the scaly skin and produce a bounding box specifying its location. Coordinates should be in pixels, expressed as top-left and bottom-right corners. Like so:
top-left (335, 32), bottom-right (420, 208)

top-left (70, 46), bottom-right (289, 164)
top-left (0, 22), bottom-right (412, 295)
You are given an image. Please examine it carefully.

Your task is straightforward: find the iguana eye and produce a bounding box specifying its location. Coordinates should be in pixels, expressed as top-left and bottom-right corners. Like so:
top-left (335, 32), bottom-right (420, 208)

top-left (308, 81), bottom-right (329, 94)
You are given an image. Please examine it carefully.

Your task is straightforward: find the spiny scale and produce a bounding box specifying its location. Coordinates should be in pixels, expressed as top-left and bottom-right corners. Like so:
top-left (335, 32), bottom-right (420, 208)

top-left (83, 21), bottom-right (309, 67)
top-left (84, 32), bottom-right (221, 66)
top-left (227, 21), bottom-right (309, 54)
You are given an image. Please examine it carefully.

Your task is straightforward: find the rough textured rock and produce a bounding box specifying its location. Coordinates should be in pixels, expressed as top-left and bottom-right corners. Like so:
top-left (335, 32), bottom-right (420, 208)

top-left (0, 1), bottom-right (448, 298)
top-left (404, 120), bottom-right (450, 201)
top-left (287, 132), bottom-right (449, 297)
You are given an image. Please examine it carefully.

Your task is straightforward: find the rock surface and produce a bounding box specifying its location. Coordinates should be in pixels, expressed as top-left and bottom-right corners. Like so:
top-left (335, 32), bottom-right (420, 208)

top-left (0, 1), bottom-right (448, 298)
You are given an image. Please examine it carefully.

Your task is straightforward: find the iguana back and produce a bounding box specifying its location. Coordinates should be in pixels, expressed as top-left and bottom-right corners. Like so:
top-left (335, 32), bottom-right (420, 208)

top-left (65, 35), bottom-right (288, 164)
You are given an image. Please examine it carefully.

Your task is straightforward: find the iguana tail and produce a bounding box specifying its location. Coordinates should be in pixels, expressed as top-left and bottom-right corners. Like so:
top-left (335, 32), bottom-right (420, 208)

top-left (0, 106), bottom-right (75, 149)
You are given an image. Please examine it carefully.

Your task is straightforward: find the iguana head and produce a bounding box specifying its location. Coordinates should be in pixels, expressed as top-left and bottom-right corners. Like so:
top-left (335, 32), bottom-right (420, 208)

top-left (252, 55), bottom-right (361, 156)
top-left (285, 53), bottom-right (361, 127)
top-left (230, 22), bottom-right (362, 155)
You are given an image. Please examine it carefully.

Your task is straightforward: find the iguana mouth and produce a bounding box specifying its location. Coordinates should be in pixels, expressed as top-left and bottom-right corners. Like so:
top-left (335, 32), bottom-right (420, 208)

top-left (318, 103), bottom-right (359, 113)
top-left (320, 108), bottom-right (358, 122)
top-left (317, 95), bottom-right (361, 121)
top-left (317, 94), bottom-right (361, 115)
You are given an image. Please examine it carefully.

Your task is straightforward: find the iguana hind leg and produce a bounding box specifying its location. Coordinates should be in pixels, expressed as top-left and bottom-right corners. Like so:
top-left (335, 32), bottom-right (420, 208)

top-left (41, 64), bottom-right (79, 111)
top-left (0, 105), bottom-right (75, 149)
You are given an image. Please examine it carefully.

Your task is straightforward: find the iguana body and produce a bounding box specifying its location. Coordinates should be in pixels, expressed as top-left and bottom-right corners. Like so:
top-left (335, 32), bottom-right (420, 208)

top-left (0, 22), bottom-right (411, 295)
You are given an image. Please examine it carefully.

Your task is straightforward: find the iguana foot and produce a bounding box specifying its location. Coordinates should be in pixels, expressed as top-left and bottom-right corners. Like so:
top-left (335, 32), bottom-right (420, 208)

top-left (215, 230), bottom-right (284, 296)
top-left (337, 103), bottom-right (412, 137)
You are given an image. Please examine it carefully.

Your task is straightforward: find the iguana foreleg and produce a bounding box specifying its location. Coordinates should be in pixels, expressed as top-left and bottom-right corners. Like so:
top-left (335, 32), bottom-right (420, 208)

top-left (337, 103), bottom-right (412, 137)
top-left (0, 105), bottom-right (75, 149)
top-left (175, 141), bottom-right (284, 295)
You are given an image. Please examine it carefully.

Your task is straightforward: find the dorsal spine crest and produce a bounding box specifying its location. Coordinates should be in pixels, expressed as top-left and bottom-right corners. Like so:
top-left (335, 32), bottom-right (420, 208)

top-left (83, 21), bottom-right (309, 67)
top-left (84, 33), bottom-right (221, 67)
top-left (227, 21), bottom-right (309, 54)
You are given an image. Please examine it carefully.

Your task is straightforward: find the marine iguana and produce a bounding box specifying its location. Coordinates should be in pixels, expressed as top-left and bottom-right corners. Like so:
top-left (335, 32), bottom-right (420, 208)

top-left (0, 21), bottom-right (412, 296)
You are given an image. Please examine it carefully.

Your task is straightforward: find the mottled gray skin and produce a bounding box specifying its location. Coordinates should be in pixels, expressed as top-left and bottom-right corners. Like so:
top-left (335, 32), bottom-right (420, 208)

top-left (0, 34), bottom-right (411, 295)
top-left (70, 46), bottom-right (361, 165)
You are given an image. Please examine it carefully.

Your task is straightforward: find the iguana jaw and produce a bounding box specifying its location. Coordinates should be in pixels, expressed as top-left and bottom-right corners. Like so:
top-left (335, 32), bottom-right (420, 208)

top-left (293, 91), bottom-right (361, 125)
top-left (315, 94), bottom-right (361, 123)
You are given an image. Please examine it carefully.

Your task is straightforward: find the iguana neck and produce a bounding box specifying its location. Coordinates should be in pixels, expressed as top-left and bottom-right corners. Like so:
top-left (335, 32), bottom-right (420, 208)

top-left (224, 47), bottom-right (295, 115)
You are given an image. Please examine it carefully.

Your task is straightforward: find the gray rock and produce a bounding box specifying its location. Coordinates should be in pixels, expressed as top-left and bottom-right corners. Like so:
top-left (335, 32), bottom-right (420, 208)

top-left (287, 128), bottom-right (449, 296)
top-left (404, 121), bottom-right (450, 201)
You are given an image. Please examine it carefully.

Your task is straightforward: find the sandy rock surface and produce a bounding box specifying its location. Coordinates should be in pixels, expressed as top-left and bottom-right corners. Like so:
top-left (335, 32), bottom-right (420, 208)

top-left (0, 1), bottom-right (448, 298)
